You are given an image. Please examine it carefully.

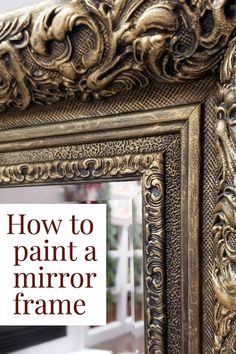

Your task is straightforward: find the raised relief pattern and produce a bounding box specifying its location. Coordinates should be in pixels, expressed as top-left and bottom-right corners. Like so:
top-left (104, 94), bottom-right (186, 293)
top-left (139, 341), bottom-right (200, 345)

top-left (0, 0), bottom-right (235, 112)
top-left (0, 153), bottom-right (160, 183)
top-left (0, 152), bottom-right (166, 353)
top-left (213, 37), bottom-right (236, 353)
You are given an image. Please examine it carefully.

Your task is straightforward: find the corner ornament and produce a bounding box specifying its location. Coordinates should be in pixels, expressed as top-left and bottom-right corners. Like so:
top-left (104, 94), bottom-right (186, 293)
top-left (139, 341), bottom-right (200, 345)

top-left (0, 0), bottom-right (235, 112)
top-left (213, 37), bottom-right (236, 353)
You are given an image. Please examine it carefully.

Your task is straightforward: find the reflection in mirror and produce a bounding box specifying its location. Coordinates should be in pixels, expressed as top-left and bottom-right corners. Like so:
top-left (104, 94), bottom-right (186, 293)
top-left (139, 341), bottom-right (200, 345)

top-left (0, 181), bottom-right (144, 354)
top-left (0, 0), bottom-right (41, 14)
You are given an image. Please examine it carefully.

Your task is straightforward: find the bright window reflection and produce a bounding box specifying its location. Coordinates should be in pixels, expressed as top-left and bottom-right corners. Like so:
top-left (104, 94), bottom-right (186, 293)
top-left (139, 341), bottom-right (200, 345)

top-left (0, 0), bottom-right (41, 14)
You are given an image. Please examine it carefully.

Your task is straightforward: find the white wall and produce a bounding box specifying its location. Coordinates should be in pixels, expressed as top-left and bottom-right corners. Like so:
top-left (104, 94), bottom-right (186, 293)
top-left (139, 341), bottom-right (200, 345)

top-left (0, 0), bottom-right (41, 14)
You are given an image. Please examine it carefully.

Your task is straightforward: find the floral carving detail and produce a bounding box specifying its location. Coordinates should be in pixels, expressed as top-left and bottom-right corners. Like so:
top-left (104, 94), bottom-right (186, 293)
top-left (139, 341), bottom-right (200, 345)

top-left (213, 37), bottom-right (236, 353)
top-left (143, 157), bottom-right (165, 353)
top-left (0, 153), bottom-right (160, 183)
top-left (0, 152), bottom-right (165, 353)
top-left (0, 14), bottom-right (31, 111)
top-left (0, 0), bottom-right (235, 112)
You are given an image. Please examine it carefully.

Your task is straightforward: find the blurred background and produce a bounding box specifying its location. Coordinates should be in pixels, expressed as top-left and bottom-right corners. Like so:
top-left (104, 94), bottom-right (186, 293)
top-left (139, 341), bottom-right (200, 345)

top-left (0, 0), bottom-right (41, 14)
top-left (0, 181), bottom-right (144, 354)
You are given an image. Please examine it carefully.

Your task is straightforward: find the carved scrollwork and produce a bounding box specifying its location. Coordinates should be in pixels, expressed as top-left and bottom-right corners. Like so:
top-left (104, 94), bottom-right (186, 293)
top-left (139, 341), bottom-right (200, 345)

top-left (0, 151), bottom-right (165, 354)
top-left (0, 153), bottom-right (160, 183)
top-left (143, 157), bottom-right (165, 353)
top-left (0, 0), bottom-right (235, 112)
top-left (213, 36), bottom-right (236, 353)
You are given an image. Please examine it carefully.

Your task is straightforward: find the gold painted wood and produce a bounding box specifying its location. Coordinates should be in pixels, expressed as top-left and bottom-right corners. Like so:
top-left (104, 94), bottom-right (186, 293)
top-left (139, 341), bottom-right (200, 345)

top-left (180, 106), bottom-right (201, 353)
top-left (213, 36), bottom-right (236, 353)
top-left (0, 104), bottom-right (195, 151)
top-left (0, 0), bottom-right (235, 353)
top-left (0, 104), bottom-right (201, 353)
top-left (0, 150), bottom-right (165, 353)
top-left (0, 152), bottom-right (166, 353)
top-left (0, 0), bottom-right (234, 112)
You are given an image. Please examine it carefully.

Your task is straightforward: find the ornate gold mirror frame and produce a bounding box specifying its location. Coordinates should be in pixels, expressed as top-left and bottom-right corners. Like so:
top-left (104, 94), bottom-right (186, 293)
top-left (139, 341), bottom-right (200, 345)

top-left (0, 1), bottom-right (235, 353)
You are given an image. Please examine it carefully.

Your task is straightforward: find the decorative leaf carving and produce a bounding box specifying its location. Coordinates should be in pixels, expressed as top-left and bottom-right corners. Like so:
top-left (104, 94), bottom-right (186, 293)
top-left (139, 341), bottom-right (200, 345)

top-left (0, 0), bottom-right (234, 112)
top-left (213, 36), bottom-right (236, 353)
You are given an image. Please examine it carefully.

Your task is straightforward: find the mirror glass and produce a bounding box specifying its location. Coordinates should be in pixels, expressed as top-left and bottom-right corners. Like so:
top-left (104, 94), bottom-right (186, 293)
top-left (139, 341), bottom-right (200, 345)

top-left (0, 181), bottom-right (144, 354)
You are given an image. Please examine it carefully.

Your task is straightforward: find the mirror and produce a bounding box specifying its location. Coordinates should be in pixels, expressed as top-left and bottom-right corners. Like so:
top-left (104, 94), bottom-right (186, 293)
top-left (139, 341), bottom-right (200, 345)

top-left (0, 181), bottom-right (144, 354)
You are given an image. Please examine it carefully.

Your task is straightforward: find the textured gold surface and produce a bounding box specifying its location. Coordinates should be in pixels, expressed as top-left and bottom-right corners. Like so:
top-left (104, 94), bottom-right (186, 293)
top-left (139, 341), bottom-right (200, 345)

top-left (0, 0), bottom-right (235, 352)
top-left (212, 36), bottom-right (236, 353)
top-left (0, 152), bottom-right (166, 353)
top-left (202, 91), bottom-right (218, 353)
top-left (0, 104), bottom-right (194, 151)
top-left (0, 106), bottom-right (201, 353)
top-left (143, 155), bottom-right (165, 353)
top-left (0, 153), bottom-right (160, 183)
top-left (0, 152), bottom-right (164, 352)
top-left (0, 0), bottom-right (234, 113)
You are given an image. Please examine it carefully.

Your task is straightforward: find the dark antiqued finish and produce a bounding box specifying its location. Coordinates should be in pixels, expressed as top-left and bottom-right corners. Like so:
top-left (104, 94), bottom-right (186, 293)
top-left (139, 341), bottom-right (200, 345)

top-left (0, 153), bottom-right (165, 354)
top-left (212, 36), bottom-right (236, 353)
top-left (0, 0), bottom-right (236, 353)
top-left (0, 326), bottom-right (67, 354)
top-left (0, 152), bottom-right (164, 353)
top-left (0, 107), bottom-right (200, 354)
top-left (0, 0), bottom-right (235, 112)
top-left (0, 152), bottom-right (165, 354)
top-left (0, 153), bottom-right (161, 183)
